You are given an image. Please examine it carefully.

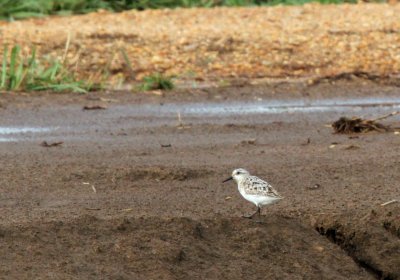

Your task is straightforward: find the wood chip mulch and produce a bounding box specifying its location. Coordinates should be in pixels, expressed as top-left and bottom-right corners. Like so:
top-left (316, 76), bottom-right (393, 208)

top-left (1, 4), bottom-right (400, 85)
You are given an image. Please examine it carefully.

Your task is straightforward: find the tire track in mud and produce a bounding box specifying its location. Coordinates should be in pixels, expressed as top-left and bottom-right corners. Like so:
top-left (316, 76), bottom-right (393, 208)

top-left (62, 166), bottom-right (216, 183)
top-left (315, 204), bottom-right (400, 280)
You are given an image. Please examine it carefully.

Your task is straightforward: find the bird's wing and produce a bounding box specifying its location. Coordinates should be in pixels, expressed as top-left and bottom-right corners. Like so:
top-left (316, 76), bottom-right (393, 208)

top-left (243, 176), bottom-right (283, 198)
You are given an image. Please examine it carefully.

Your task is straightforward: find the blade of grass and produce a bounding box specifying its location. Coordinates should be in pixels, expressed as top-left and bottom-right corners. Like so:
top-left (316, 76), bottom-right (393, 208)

top-left (120, 47), bottom-right (135, 78)
top-left (27, 46), bottom-right (37, 75)
top-left (15, 47), bottom-right (37, 90)
top-left (30, 83), bottom-right (88, 93)
top-left (1, 45), bottom-right (8, 89)
top-left (50, 61), bottom-right (61, 80)
top-left (6, 11), bottom-right (44, 20)
top-left (9, 45), bottom-right (21, 90)
top-left (14, 53), bottom-right (25, 89)
top-left (39, 60), bottom-right (58, 80)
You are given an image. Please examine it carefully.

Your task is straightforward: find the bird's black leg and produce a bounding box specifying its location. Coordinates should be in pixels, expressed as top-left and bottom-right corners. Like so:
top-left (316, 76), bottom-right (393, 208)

top-left (254, 207), bottom-right (263, 223)
top-left (242, 206), bottom-right (260, 219)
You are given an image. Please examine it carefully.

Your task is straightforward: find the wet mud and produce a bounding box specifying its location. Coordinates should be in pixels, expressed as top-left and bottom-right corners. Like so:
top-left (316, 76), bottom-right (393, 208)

top-left (0, 79), bottom-right (400, 279)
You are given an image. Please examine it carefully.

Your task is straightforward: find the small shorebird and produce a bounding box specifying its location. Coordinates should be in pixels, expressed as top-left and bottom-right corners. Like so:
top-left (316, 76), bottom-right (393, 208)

top-left (223, 168), bottom-right (283, 221)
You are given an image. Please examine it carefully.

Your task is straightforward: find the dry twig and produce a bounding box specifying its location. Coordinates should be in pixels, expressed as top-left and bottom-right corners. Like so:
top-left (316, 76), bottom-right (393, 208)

top-left (40, 141), bottom-right (63, 147)
top-left (83, 105), bottom-right (107, 110)
top-left (381, 199), bottom-right (399, 206)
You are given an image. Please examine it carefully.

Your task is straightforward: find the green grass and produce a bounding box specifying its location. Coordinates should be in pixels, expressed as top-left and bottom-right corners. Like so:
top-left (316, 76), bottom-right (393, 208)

top-left (0, 0), bottom-right (370, 20)
top-left (0, 0), bottom-right (109, 20)
top-left (0, 45), bottom-right (93, 93)
top-left (140, 73), bottom-right (175, 91)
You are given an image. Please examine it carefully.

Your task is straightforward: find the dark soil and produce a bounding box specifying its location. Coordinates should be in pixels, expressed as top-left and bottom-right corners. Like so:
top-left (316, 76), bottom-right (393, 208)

top-left (1, 79), bottom-right (400, 279)
top-left (0, 215), bottom-right (371, 279)
top-left (316, 204), bottom-right (400, 280)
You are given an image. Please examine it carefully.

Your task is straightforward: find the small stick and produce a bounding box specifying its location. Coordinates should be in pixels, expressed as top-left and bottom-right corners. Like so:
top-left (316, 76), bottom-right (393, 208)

top-left (176, 111), bottom-right (191, 129)
top-left (372, 111), bottom-right (400, 122)
top-left (62, 31), bottom-right (71, 64)
top-left (74, 50), bottom-right (81, 73)
top-left (177, 112), bottom-right (182, 126)
top-left (85, 207), bottom-right (101, 211)
top-left (381, 199), bottom-right (399, 206)
top-left (40, 141), bottom-right (63, 147)
top-left (83, 105), bottom-right (107, 110)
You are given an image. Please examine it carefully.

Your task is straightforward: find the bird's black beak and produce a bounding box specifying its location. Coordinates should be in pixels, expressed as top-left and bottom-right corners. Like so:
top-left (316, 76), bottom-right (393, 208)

top-left (222, 176), bottom-right (233, 183)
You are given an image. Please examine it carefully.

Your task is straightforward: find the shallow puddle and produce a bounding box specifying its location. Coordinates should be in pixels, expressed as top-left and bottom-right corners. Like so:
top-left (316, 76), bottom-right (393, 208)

top-left (129, 97), bottom-right (400, 116)
top-left (183, 97), bottom-right (400, 115)
top-left (0, 127), bottom-right (53, 142)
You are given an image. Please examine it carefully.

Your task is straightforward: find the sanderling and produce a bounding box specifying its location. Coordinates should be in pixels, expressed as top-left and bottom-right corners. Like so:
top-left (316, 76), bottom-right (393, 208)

top-left (223, 168), bottom-right (283, 221)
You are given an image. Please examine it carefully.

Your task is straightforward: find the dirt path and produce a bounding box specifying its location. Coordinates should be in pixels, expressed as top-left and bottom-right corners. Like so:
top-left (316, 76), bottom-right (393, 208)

top-left (0, 79), bottom-right (400, 278)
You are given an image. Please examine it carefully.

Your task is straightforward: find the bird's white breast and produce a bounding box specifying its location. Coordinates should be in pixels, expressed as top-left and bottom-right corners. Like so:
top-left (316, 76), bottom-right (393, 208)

top-left (238, 189), bottom-right (281, 207)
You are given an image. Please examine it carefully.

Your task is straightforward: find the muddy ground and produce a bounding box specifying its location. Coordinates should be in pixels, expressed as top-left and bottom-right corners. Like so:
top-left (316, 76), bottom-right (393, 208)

top-left (0, 79), bottom-right (400, 279)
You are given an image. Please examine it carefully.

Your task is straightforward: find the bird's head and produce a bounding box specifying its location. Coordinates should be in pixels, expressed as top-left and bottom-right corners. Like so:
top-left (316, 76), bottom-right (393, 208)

top-left (222, 168), bottom-right (250, 183)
